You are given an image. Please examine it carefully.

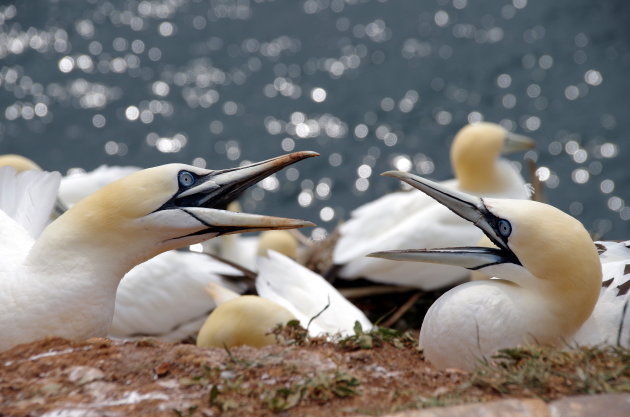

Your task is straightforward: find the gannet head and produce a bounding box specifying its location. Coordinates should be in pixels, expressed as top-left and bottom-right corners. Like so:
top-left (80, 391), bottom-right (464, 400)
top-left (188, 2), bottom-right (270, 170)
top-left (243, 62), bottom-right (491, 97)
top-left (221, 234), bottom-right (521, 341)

top-left (370, 171), bottom-right (602, 330)
top-left (196, 294), bottom-right (296, 348)
top-left (450, 122), bottom-right (535, 193)
top-left (256, 230), bottom-right (298, 259)
top-left (40, 152), bottom-right (317, 268)
top-left (0, 154), bottom-right (42, 172)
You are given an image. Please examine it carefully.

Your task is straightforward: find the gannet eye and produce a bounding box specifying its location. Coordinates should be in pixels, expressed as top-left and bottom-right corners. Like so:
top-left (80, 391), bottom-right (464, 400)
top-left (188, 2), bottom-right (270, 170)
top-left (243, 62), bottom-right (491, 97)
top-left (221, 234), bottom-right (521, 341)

top-left (497, 219), bottom-right (512, 237)
top-left (178, 171), bottom-right (196, 187)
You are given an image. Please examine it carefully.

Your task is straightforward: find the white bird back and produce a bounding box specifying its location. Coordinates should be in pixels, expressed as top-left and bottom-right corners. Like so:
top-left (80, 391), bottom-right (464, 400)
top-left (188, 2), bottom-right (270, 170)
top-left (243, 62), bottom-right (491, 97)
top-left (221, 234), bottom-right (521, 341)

top-left (256, 250), bottom-right (372, 336)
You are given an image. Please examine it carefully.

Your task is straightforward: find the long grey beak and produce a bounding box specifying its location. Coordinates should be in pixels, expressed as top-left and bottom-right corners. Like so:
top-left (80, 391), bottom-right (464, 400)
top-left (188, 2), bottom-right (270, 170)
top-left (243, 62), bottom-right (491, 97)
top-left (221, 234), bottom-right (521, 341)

top-left (173, 151), bottom-right (319, 235)
top-left (368, 247), bottom-right (510, 270)
top-left (183, 206), bottom-right (315, 235)
top-left (368, 171), bottom-right (520, 269)
top-left (174, 151), bottom-right (319, 210)
top-left (502, 132), bottom-right (535, 154)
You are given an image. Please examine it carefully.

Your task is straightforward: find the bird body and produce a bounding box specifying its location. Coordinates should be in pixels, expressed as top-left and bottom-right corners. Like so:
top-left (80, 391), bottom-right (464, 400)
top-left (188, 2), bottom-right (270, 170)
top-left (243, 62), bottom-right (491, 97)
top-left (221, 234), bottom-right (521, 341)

top-left (369, 172), bottom-right (625, 371)
top-left (109, 250), bottom-right (244, 341)
top-left (334, 123), bottom-right (534, 289)
top-left (0, 152), bottom-right (317, 351)
top-left (256, 251), bottom-right (372, 336)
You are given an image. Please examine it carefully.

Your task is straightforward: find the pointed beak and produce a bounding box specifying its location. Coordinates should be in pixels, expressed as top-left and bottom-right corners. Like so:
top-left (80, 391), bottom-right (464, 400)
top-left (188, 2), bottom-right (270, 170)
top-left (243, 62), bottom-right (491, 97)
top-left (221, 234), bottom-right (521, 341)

top-left (368, 171), bottom-right (520, 269)
top-left (170, 151), bottom-right (318, 236)
top-left (182, 207), bottom-right (315, 236)
top-left (502, 131), bottom-right (535, 154)
top-left (175, 151), bottom-right (319, 209)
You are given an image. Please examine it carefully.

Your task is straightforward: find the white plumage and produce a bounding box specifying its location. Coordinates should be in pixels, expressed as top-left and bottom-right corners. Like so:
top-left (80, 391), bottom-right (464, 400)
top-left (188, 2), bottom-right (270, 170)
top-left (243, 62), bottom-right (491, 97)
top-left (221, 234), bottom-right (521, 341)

top-left (572, 240), bottom-right (630, 347)
top-left (56, 164), bottom-right (247, 341)
top-left (256, 250), bottom-right (372, 336)
top-left (369, 172), bottom-right (628, 370)
top-left (0, 152), bottom-right (316, 351)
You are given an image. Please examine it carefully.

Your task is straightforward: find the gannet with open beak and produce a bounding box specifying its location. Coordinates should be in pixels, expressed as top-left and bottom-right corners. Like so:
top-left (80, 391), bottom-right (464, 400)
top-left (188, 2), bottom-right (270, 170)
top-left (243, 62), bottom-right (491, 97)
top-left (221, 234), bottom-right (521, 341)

top-left (333, 122), bottom-right (534, 289)
top-left (0, 152), bottom-right (317, 351)
top-left (369, 171), bottom-right (629, 370)
top-left (0, 155), bottom-right (247, 342)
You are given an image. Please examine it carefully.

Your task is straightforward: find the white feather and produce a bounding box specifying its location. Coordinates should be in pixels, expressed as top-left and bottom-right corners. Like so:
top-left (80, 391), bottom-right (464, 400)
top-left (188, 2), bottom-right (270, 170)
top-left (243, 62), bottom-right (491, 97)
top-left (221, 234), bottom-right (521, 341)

top-left (0, 166), bottom-right (60, 239)
top-left (256, 250), bottom-right (372, 336)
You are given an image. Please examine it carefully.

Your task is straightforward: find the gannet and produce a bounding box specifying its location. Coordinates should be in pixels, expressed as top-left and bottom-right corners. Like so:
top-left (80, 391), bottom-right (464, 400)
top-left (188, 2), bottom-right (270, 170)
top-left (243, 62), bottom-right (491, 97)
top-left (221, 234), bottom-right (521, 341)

top-left (0, 156), bottom-right (246, 342)
top-left (369, 171), bottom-right (629, 370)
top-left (0, 151), bottom-right (317, 351)
top-left (197, 245), bottom-right (372, 348)
top-left (333, 122), bottom-right (534, 289)
top-left (197, 283), bottom-right (297, 348)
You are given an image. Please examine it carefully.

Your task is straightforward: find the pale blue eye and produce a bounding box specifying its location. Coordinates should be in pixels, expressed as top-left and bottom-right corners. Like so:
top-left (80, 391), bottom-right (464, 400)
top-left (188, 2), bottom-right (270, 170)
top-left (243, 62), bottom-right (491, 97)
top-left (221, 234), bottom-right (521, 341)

top-left (178, 171), bottom-right (195, 187)
top-left (498, 219), bottom-right (512, 237)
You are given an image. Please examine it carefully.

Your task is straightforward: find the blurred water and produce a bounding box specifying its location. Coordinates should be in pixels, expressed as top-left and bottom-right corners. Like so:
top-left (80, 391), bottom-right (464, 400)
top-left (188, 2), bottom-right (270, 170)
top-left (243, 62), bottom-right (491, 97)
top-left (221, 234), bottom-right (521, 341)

top-left (1, 0), bottom-right (629, 239)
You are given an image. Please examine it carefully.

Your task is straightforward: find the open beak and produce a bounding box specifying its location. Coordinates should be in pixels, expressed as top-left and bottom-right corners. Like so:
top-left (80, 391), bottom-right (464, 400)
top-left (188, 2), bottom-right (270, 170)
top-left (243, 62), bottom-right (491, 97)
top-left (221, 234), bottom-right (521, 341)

top-left (367, 171), bottom-right (520, 269)
top-left (502, 131), bottom-right (535, 154)
top-left (170, 151), bottom-right (318, 236)
top-left (174, 151), bottom-right (319, 209)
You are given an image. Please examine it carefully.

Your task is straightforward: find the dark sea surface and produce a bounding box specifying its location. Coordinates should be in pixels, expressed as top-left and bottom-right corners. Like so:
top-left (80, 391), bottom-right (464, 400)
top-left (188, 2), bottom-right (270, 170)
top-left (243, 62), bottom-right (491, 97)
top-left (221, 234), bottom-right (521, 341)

top-left (1, 0), bottom-right (629, 239)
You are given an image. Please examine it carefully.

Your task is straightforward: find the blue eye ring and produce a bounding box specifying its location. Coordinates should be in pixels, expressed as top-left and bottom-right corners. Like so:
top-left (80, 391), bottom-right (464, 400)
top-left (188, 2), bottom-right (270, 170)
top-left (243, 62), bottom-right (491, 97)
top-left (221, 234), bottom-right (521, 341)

top-left (497, 219), bottom-right (512, 237)
top-left (178, 171), bottom-right (196, 187)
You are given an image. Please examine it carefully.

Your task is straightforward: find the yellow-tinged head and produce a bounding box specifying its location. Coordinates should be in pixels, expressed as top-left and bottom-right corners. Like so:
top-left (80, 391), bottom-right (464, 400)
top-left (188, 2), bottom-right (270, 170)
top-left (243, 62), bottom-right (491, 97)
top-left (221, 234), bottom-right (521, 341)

top-left (450, 122), bottom-right (534, 193)
top-left (196, 295), bottom-right (296, 348)
top-left (0, 154), bottom-right (42, 172)
top-left (29, 153), bottom-right (317, 273)
top-left (484, 198), bottom-right (602, 329)
top-left (256, 230), bottom-right (298, 259)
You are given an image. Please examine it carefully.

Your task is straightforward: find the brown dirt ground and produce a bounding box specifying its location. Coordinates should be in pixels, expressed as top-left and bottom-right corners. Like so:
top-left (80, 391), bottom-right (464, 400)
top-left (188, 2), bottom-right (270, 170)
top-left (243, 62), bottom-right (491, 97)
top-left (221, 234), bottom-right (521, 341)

top-left (2, 329), bottom-right (628, 417)
top-left (0, 334), bottom-right (475, 417)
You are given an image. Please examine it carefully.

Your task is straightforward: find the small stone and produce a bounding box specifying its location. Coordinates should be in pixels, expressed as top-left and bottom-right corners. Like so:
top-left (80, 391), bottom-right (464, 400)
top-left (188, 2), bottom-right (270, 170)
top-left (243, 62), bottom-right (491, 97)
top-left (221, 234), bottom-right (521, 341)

top-left (154, 361), bottom-right (170, 377)
top-left (67, 366), bottom-right (105, 385)
top-left (376, 398), bottom-right (548, 417)
top-left (550, 393), bottom-right (630, 417)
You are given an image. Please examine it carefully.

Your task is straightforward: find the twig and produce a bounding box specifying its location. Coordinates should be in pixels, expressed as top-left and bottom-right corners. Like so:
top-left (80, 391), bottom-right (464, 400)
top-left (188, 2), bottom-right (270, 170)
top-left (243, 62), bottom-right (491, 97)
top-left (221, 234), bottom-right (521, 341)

top-left (339, 285), bottom-right (416, 299)
top-left (526, 157), bottom-right (545, 203)
top-left (381, 291), bottom-right (423, 328)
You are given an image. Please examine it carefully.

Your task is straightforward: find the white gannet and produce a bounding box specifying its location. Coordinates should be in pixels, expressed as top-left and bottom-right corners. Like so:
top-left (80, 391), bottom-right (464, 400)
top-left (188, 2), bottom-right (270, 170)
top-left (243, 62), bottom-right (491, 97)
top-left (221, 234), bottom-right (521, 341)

top-left (369, 171), bottom-right (629, 371)
top-left (256, 250), bottom-right (373, 337)
top-left (333, 122), bottom-right (534, 289)
top-left (197, 282), bottom-right (297, 348)
top-left (0, 151), bottom-right (317, 351)
top-left (0, 155), bottom-right (247, 342)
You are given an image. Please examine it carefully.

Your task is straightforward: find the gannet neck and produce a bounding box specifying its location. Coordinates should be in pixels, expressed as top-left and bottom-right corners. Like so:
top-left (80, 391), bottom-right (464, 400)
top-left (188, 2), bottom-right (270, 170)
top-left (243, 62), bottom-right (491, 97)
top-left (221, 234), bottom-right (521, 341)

top-left (450, 123), bottom-right (511, 193)
top-left (27, 166), bottom-right (180, 280)
top-left (0, 154), bottom-right (42, 173)
top-left (484, 198), bottom-right (602, 332)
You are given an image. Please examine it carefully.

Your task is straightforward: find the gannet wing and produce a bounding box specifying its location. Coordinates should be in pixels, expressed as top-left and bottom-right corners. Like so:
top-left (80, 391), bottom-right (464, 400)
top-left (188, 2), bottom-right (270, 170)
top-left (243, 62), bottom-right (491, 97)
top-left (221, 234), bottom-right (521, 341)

top-left (573, 240), bottom-right (630, 347)
top-left (0, 166), bottom-right (61, 239)
top-left (337, 202), bottom-right (481, 288)
top-left (256, 250), bottom-right (372, 336)
top-left (59, 164), bottom-right (140, 206)
top-left (109, 250), bottom-right (245, 341)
